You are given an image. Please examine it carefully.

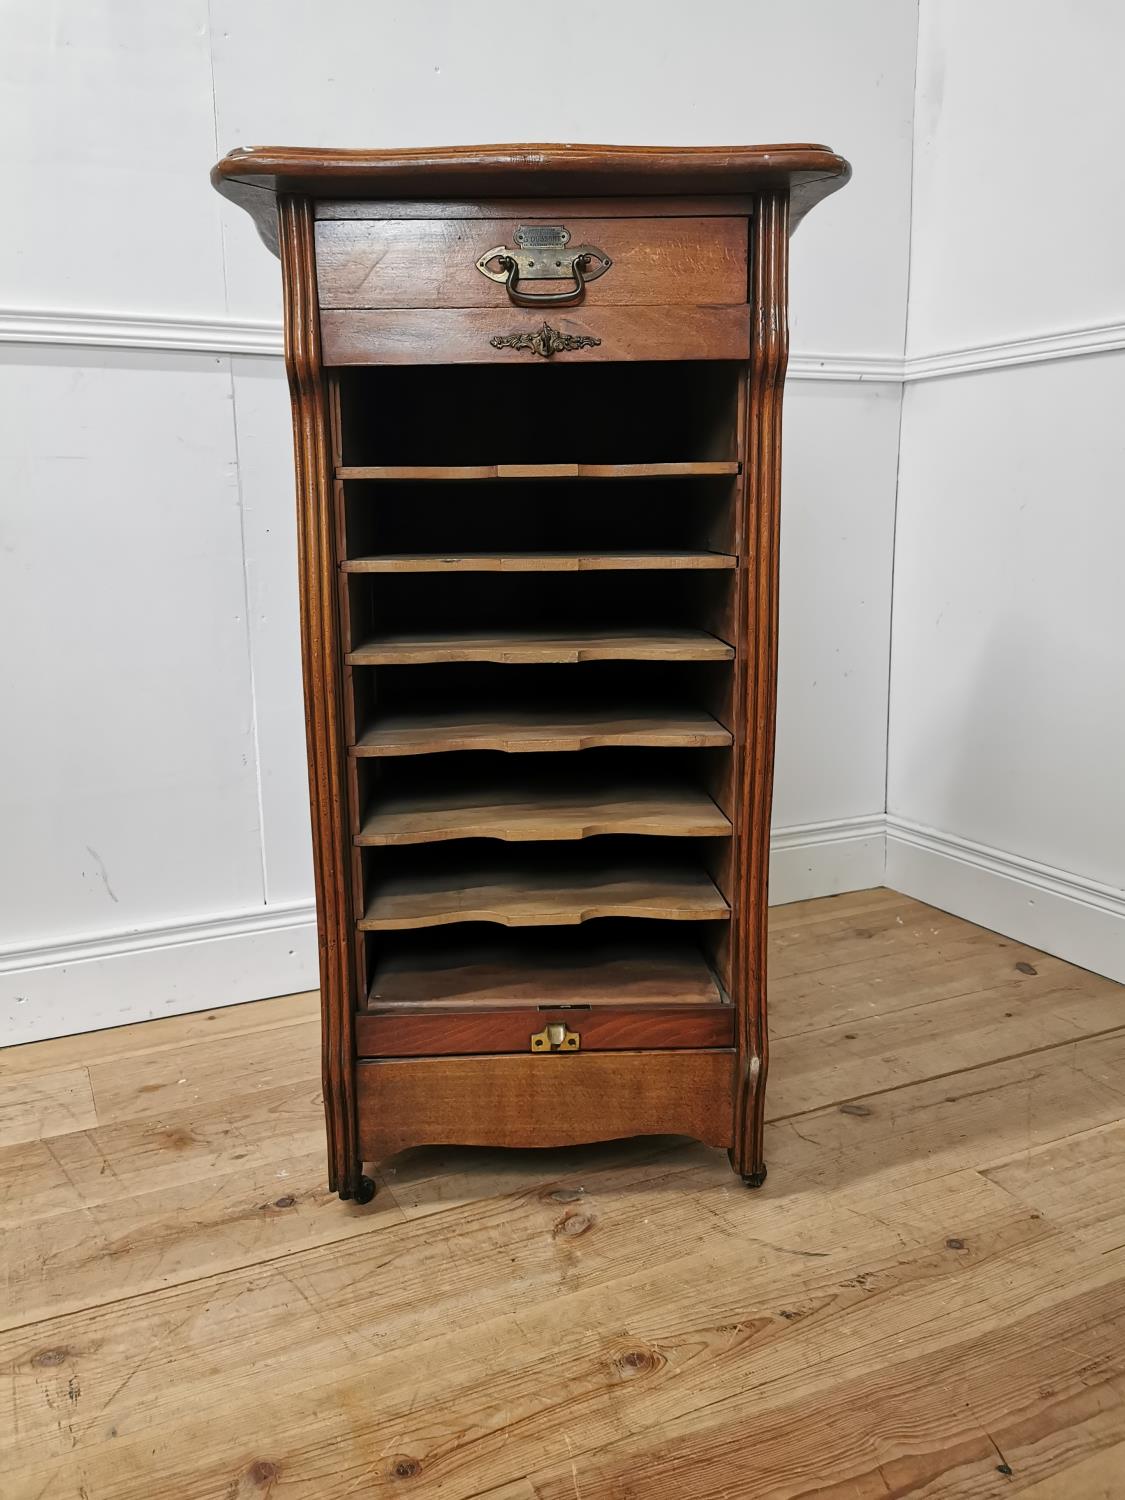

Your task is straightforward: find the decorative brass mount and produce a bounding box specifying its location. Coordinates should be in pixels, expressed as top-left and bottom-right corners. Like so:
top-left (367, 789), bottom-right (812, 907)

top-left (530, 1022), bottom-right (581, 1053)
top-left (490, 322), bottom-right (602, 358)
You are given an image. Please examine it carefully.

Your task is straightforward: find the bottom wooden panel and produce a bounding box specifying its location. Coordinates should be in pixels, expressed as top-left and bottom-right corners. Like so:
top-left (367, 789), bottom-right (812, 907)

top-left (356, 1050), bottom-right (735, 1159)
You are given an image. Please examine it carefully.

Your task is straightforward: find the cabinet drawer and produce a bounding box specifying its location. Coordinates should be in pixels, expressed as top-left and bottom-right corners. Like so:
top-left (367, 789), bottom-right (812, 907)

top-left (357, 1005), bottom-right (735, 1057)
top-left (357, 1051), bottom-right (735, 1158)
top-left (315, 215), bottom-right (748, 309)
top-left (320, 305), bottom-right (750, 365)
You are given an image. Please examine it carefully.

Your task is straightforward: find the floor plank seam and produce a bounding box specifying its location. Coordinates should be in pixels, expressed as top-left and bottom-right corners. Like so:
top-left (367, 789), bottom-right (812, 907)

top-left (766, 1018), bottom-right (1125, 1126)
top-left (0, 1149), bottom-right (711, 1337)
top-left (0, 1010), bottom-right (318, 1078)
top-left (768, 974), bottom-right (1095, 1042)
top-left (978, 1116), bottom-right (1125, 1177)
top-left (0, 1210), bottom-right (403, 1338)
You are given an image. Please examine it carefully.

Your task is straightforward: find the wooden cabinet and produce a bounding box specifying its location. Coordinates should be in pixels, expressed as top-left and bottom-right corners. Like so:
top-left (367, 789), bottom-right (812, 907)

top-left (212, 143), bottom-right (850, 1202)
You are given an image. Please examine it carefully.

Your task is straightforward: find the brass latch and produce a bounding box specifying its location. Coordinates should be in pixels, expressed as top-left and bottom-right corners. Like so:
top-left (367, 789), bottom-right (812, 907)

top-left (530, 1022), bottom-right (580, 1053)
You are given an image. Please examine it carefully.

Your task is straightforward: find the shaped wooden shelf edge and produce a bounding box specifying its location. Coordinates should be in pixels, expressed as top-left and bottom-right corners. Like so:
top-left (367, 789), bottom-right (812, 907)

top-left (360, 859), bottom-right (730, 931)
top-left (346, 627), bottom-right (734, 667)
top-left (356, 778), bottom-right (732, 846)
top-left (350, 705), bottom-right (734, 757)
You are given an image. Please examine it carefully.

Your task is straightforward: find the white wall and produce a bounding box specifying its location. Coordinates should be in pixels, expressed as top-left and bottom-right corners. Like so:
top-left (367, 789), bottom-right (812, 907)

top-left (905, 0), bottom-right (1125, 357)
top-left (887, 0), bottom-right (1125, 980)
top-left (0, 0), bottom-right (918, 1041)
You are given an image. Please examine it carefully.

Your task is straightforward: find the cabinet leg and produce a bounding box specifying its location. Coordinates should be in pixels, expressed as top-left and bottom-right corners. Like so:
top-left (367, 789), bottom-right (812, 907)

top-left (730, 1051), bottom-right (768, 1188)
top-left (338, 1165), bottom-right (377, 1204)
top-left (728, 1146), bottom-right (767, 1190)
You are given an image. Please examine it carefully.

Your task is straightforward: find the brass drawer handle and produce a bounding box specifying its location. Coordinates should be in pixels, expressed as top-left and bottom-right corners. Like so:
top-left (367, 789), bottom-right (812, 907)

top-left (498, 251), bottom-right (590, 305)
top-left (476, 224), bottom-right (611, 305)
top-left (490, 322), bottom-right (601, 358)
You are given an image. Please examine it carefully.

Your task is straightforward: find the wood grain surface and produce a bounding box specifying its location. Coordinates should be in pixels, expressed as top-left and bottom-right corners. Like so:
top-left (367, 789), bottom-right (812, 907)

top-left (359, 856), bottom-right (730, 931)
top-left (350, 704), bottom-right (733, 756)
top-left (336, 462), bottom-right (741, 480)
top-left (346, 626), bottom-right (734, 666)
top-left (356, 776), bottom-right (731, 845)
top-left (729, 188), bottom-right (791, 1184)
top-left (357, 1050), bottom-right (737, 1156)
top-left (276, 197), bottom-right (360, 1198)
top-left (321, 304), bottom-right (751, 365)
top-left (211, 141), bottom-right (851, 253)
top-left (365, 935), bottom-right (725, 1009)
top-left (2, 891), bottom-right (1124, 1499)
top-left (341, 550), bottom-right (736, 573)
top-left (356, 1006), bottom-right (735, 1058)
top-left (0, 1067), bottom-right (97, 1148)
top-left (314, 216), bottom-right (748, 309)
top-left (315, 195), bottom-right (758, 221)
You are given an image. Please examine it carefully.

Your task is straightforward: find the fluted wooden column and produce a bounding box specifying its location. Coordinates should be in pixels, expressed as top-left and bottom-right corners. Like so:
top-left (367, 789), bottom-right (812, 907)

top-left (731, 188), bottom-right (790, 1183)
top-left (277, 195), bottom-right (359, 1197)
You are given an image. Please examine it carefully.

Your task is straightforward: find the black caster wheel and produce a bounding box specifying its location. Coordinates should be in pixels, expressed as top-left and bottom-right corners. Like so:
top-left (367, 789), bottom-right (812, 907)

top-left (353, 1175), bottom-right (377, 1204)
top-left (741, 1166), bottom-right (768, 1190)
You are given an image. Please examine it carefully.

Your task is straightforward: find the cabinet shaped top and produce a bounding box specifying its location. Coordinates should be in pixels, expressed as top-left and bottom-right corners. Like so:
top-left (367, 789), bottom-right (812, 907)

top-left (211, 141), bottom-right (850, 254)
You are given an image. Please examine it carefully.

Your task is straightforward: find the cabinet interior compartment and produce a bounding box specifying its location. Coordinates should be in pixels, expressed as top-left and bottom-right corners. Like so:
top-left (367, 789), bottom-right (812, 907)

top-left (336, 361), bottom-right (743, 467)
top-left (331, 356), bottom-right (745, 1040)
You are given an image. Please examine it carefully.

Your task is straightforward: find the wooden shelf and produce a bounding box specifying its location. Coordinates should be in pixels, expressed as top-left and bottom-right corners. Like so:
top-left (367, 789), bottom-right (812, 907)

top-left (366, 934), bottom-right (726, 1009)
top-left (357, 776), bottom-right (731, 845)
top-left (342, 550), bottom-right (736, 574)
top-left (347, 627), bottom-right (734, 666)
top-left (351, 704), bottom-right (733, 757)
top-left (337, 461), bottom-right (740, 481)
top-left (359, 856), bottom-right (730, 931)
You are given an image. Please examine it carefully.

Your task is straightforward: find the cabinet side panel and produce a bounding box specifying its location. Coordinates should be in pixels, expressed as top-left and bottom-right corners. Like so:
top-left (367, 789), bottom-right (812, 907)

top-left (732, 190), bottom-right (790, 1177)
top-left (278, 196), bottom-right (359, 1196)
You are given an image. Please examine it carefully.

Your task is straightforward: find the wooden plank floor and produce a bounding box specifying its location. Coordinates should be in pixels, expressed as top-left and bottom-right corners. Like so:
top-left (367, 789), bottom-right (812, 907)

top-left (1, 888), bottom-right (1124, 1498)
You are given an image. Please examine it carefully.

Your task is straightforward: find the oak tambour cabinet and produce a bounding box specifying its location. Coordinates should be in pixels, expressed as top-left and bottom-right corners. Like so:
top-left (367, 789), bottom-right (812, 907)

top-left (212, 143), bottom-right (850, 1201)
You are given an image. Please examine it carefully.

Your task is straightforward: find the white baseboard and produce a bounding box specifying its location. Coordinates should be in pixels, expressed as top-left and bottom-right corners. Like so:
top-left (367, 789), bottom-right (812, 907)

top-left (768, 815), bottom-right (887, 906)
top-left (885, 817), bottom-right (1125, 984)
top-left (1, 902), bottom-right (318, 1047)
top-left (770, 813), bottom-right (1124, 983)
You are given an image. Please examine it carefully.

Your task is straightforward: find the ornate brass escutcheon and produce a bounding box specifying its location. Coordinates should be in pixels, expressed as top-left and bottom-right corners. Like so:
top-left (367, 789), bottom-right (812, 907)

top-left (477, 224), bottom-right (611, 305)
top-left (530, 1022), bottom-right (581, 1053)
top-left (490, 322), bottom-right (601, 358)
